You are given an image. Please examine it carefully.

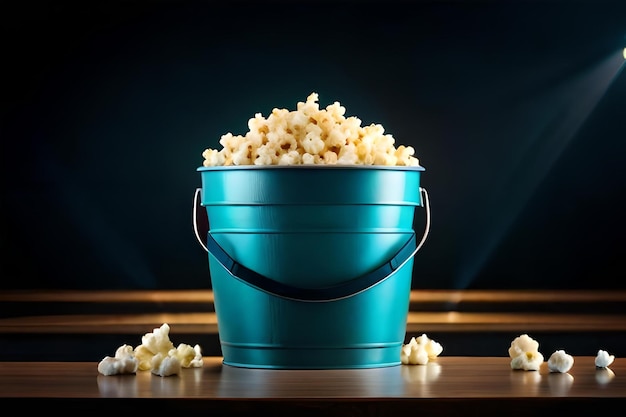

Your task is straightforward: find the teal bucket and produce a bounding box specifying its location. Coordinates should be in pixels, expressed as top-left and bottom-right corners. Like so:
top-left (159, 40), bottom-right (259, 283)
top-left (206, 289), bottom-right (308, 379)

top-left (194, 165), bottom-right (430, 369)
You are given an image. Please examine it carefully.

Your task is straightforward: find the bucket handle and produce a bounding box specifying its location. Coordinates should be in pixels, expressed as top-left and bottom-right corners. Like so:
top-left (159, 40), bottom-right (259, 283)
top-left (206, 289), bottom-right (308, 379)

top-left (192, 187), bottom-right (431, 302)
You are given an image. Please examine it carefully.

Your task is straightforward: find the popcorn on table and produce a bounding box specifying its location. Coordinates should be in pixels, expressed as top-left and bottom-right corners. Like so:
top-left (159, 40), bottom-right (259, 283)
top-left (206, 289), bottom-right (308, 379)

top-left (401, 334), bottom-right (443, 365)
top-left (595, 350), bottom-right (615, 368)
top-left (547, 350), bottom-right (574, 373)
top-left (202, 92), bottom-right (421, 167)
top-left (97, 344), bottom-right (139, 376)
top-left (508, 334), bottom-right (543, 371)
top-left (150, 352), bottom-right (181, 377)
top-left (97, 323), bottom-right (203, 377)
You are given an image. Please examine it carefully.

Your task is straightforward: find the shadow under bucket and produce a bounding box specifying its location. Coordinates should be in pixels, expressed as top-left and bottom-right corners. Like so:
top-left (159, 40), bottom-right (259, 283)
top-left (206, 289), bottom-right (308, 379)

top-left (194, 165), bottom-right (430, 369)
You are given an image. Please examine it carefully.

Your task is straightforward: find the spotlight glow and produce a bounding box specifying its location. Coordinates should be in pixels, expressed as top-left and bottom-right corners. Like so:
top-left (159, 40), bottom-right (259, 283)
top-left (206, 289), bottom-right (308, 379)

top-left (455, 49), bottom-right (625, 289)
top-left (623, 47), bottom-right (626, 60)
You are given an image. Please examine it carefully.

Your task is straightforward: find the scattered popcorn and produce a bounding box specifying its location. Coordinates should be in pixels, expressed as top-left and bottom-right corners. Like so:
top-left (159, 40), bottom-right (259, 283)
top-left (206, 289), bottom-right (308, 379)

top-left (508, 334), bottom-right (540, 359)
top-left (509, 334), bottom-right (543, 371)
top-left (175, 343), bottom-right (204, 368)
top-left (547, 350), bottom-right (574, 373)
top-left (595, 350), bottom-right (615, 368)
top-left (401, 342), bottom-right (429, 365)
top-left (511, 350), bottom-right (544, 371)
top-left (134, 323), bottom-right (176, 371)
top-left (97, 344), bottom-right (139, 376)
top-left (401, 334), bottom-right (443, 365)
top-left (201, 93), bottom-right (421, 167)
top-left (97, 323), bottom-right (203, 377)
top-left (151, 352), bottom-right (182, 377)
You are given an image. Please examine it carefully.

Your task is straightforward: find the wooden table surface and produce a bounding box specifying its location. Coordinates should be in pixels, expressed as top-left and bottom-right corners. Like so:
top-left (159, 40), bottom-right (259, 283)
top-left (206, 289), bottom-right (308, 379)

top-left (2, 290), bottom-right (625, 414)
top-left (1, 356), bottom-right (623, 415)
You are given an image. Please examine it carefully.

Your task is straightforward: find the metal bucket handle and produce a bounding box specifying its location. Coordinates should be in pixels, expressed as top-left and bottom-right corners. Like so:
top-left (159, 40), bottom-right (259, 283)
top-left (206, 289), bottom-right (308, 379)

top-left (192, 187), bottom-right (431, 302)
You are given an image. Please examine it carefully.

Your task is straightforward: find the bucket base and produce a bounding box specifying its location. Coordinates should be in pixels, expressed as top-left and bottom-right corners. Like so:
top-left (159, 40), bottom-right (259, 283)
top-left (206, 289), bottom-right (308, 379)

top-left (220, 343), bottom-right (402, 369)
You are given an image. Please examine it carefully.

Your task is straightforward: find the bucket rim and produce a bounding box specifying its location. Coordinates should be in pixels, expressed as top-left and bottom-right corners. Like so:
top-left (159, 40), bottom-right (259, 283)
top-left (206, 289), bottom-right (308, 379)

top-left (197, 164), bottom-right (425, 172)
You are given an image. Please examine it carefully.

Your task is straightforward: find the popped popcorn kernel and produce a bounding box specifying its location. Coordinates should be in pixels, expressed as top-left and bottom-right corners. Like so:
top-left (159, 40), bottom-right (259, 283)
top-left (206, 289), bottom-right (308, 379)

top-left (508, 334), bottom-right (540, 359)
top-left (401, 334), bottom-right (443, 365)
top-left (201, 93), bottom-right (421, 167)
top-left (511, 350), bottom-right (544, 371)
top-left (595, 350), bottom-right (615, 368)
top-left (97, 344), bottom-right (139, 376)
top-left (134, 323), bottom-right (175, 371)
top-left (174, 343), bottom-right (204, 368)
top-left (547, 350), bottom-right (574, 373)
top-left (151, 351), bottom-right (182, 377)
top-left (509, 334), bottom-right (543, 371)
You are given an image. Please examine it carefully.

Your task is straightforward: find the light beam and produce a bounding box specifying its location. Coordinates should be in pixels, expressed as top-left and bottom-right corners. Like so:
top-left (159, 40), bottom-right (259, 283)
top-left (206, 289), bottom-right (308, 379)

top-left (455, 49), bottom-right (625, 289)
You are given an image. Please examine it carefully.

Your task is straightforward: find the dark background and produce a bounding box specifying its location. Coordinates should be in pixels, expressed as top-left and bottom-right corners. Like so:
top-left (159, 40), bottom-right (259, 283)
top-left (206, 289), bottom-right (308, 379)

top-left (1, 0), bottom-right (625, 290)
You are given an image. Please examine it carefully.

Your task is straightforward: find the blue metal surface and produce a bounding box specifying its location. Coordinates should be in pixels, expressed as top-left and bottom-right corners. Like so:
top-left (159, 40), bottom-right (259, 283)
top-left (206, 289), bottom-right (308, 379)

top-left (198, 165), bottom-right (425, 369)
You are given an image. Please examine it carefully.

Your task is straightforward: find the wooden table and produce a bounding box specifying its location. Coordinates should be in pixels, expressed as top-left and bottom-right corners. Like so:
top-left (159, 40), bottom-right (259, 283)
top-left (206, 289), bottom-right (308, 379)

top-left (1, 356), bottom-right (623, 415)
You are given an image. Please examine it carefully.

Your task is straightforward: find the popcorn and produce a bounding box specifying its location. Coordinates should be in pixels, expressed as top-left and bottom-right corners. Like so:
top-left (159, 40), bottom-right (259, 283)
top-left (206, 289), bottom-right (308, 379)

top-left (511, 350), bottom-right (544, 371)
top-left (401, 334), bottom-right (443, 365)
top-left (151, 352), bottom-right (182, 377)
top-left (134, 323), bottom-right (176, 371)
top-left (144, 342), bottom-right (204, 377)
top-left (174, 343), bottom-right (204, 368)
top-left (97, 344), bottom-right (139, 376)
top-left (595, 350), bottom-right (615, 368)
top-left (508, 334), bottom-right (540, 358)
top-left (509, 334), bottom-right (543, 371)
top-left (547, 350), bottom-right (574, 373)
top-left (134, 323), bottom-right (204, 374)
top-left (201, 93), bottom-right (421, 167)
top-left (97, 323), bottom-right (203, 377)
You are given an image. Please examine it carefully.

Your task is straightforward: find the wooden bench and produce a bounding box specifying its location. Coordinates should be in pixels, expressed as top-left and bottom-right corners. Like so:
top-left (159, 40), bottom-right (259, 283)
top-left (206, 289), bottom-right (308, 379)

top-left (1, 289), bottom-right (625, 360)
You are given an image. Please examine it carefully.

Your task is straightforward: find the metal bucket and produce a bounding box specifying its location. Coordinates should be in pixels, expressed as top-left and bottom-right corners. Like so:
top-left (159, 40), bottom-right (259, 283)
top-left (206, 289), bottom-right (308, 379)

top-left (194, 165), bottom-right (430, 369)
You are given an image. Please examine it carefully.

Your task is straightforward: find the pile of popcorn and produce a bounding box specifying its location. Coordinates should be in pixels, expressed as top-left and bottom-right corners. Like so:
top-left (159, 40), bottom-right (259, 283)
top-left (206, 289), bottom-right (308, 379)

top-left (201, 92), bottom-right (421, 167)
top-left (97, 323), bottom-right (203, 377)
top-left (507, 333), bottom-right (615, 373)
